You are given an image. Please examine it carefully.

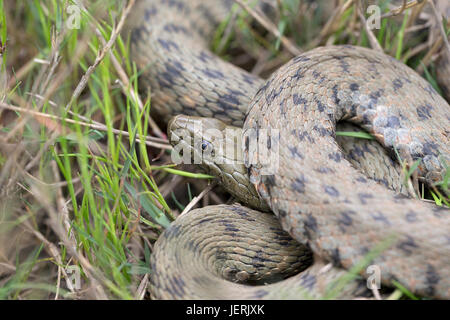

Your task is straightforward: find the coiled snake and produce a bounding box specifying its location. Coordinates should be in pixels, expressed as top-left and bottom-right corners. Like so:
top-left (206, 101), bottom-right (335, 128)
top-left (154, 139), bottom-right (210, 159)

top-left (127, 0), bottom-right (450, 299)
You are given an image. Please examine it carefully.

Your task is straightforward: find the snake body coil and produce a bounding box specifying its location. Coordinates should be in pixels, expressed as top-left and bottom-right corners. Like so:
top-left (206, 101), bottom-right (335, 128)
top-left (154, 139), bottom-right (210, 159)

top-left (127, 0), bottom-right (450, 299)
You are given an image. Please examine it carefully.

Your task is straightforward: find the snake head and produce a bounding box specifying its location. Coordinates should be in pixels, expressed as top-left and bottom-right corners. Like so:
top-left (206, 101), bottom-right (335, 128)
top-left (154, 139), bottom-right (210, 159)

top-left (168, 114), bottom-right (238, 166)
top-left (168, 114), bottom-right (270, 211)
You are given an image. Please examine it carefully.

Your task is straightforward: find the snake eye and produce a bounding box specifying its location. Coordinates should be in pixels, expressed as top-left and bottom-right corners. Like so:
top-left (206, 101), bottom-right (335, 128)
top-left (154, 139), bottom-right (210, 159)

top-left (200, 140), bottom-right (215, 157)
top-left (201, 141), bottom-right (211, 151)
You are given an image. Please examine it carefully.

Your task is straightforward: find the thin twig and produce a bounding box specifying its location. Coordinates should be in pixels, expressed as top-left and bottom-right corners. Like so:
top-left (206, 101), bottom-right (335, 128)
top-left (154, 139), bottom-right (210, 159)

top-left (358, 1), bottom-right (383, 52)
top-left (406, 0), bottom-right (428, 28)
top-left (381, 0), bottom-right (423, 19)
top-left (65, 0), bottom-right (136, 112)
top-left (311, 0), bottom-right (354, 48)
top-left (180, 182), bottom-right (217, 216)
top-left (24, 174), bottom-right (109, 299)
top-left (429, 0), bottom-right (450, 54)
top-left (136, 274), bottom-right (149, 300)
top-left (417, 35), bottom-right (444, 72)
top-left (233, 0), bottom-right (302, 56)
top-left (97, 32), bottom-right (166, 139)
top-left (21, 209), bottom-right (76, 295)
top-left (217, 9), bottom-right (239, 54)
top-left (402, 41), bottom-right (430, 61)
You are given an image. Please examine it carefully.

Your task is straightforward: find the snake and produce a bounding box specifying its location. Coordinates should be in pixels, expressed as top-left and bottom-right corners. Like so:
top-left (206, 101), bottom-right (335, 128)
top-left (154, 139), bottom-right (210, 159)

top-left (126, 0), bottom-right (450, 299)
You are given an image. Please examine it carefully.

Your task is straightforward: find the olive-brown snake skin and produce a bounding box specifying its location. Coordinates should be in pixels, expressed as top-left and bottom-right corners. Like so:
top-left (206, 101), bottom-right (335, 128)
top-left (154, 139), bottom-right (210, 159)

top-left (127, 0), bottom-right (450, 299)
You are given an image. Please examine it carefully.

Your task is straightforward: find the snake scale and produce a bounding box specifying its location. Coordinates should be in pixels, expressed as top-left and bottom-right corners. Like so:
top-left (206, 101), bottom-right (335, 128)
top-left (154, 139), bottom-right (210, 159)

top-left (126, 0), bottom-right (450, 299)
